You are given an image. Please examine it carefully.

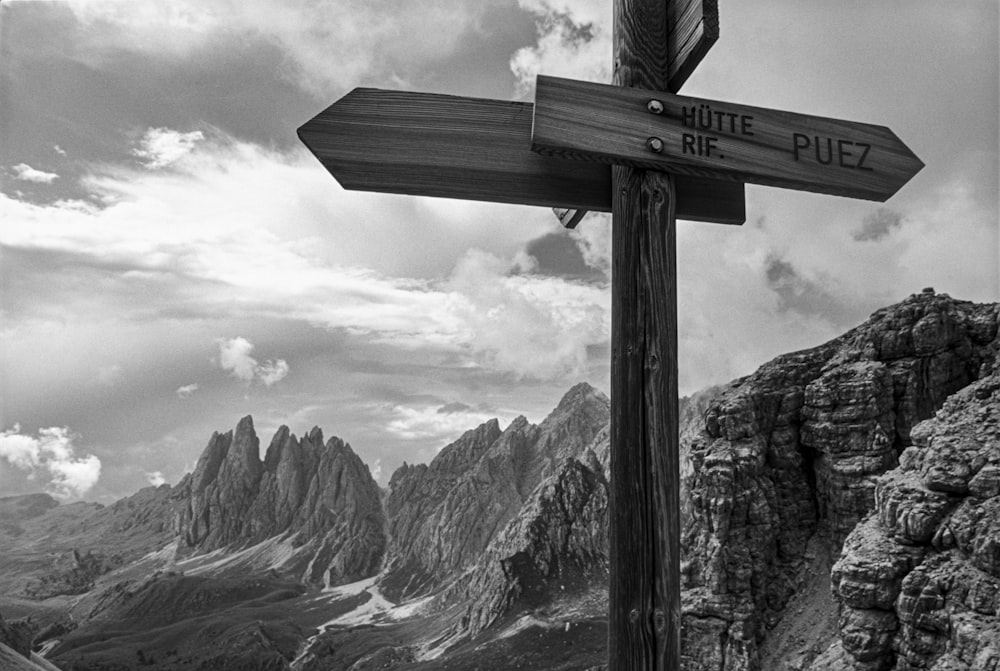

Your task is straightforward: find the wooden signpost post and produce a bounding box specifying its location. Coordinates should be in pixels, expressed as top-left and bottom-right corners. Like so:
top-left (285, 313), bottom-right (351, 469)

top-left (298, 0), bottom-right (921, 668)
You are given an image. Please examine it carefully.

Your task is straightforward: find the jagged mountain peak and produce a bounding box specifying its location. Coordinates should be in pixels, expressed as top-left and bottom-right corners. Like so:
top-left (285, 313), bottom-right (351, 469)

top-left (174, 417), bottom-right (385, 587)
top-left (306, 425), bottom-right (324, 444)
top-left (427, 418), bottom-right (503, 473)
top-left (552, 381), bottom-right (608, 412)
top-left (381, 385), bottom-right (609, 602)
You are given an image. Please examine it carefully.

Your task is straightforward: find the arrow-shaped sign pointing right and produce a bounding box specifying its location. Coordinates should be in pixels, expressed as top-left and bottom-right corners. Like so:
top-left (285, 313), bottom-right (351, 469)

top-left (532, 76), bottom-right (923, 201)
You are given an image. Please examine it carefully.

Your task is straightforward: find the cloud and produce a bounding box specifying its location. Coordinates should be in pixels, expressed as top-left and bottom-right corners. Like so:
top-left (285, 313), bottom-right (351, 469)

top-left (216, 337), bottom-right (289, 386)
top-left (370, 458), bottom-right (383, 484)
top-left (0, 425), bottom-right (102, 500)
top-left (54, 145), bottom-right (67, 156)
top-left (1, 126), bottom-right (611, 383)
top-left (12, 163), bottom-right (59, 183)
top-left (23, 0), bottom-right (506, 96)
top-left (523, 231), bottom-right (606, 281)
top-left (2, 116), bottom-right (992, 402)
top-left (133, 128), bottom-right (205, 169)
top-left (852, 208), bottom-right (904, 242)
top-left (385, 403), bottom-right (507, 445)
top-left (437, 402), bottom-right (473, 414)
top-left (444, 248), bottom-right (609, 379)
top-left (176, 383), bottom-right (199, 398)
top-left (510, 0), bottom-right (611, 95)
top-left (256, 359), bottom-right (289, 386)
top-left (145, 471), bottom-right (166, 486)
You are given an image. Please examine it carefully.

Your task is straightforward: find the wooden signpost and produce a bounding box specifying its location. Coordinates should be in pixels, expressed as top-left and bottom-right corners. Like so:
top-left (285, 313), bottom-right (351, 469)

top-left (532, 75), bottom-right (923, 201)
top-left (297, 0), bottom-right (921, 668)
top-left (297, 89), bottom-right (745, 223)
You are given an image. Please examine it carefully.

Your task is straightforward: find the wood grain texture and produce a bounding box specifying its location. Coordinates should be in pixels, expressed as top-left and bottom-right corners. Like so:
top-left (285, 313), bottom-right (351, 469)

top-left (299, 89), bottom-right (610, 211)
top-left (533, 75), bottom-right (924, 201)
top-left (610, 0), bottom-right (680, 669)
top-left (667, 0), bottom-right (718, 92)
top-left (299, 88), bottom-right (744, 223)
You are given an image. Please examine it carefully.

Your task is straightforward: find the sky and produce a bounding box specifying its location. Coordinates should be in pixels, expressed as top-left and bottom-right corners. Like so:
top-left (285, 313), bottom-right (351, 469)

top-left (1, 0), bottom-right (997, 503)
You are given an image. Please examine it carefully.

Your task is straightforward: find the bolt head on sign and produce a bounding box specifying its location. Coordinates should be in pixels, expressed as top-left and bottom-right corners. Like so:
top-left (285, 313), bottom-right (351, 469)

top-left (531, 76), bottom-right (924, 201)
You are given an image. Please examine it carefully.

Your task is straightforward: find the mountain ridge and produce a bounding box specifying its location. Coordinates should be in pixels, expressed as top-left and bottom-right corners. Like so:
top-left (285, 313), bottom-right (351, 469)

top-left (2, 290), bottom-right (996, 670)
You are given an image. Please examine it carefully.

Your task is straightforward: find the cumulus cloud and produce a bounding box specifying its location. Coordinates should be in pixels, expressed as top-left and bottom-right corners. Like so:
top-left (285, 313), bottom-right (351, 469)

top-left (145, 471), bottom-right (166, 486)
top-left (256, 359), bottom-right (290, 386)
top-left (370, 458), bottom-right (383, 483)
top-left (133, 128), bottom-right (205, 169)
top-left (176, 383), bottom-right (199, 398)
top-left (0, 425), bottom-right (102, 500)
top-left (12, 163), bottom-right (59, 183)
top-left (511, 0), bottom-right (611, 95)
top-left (216, 337), bottom-right (289, 386)
top-left (440, 248), bottom-right (609, 379)
top-left (1, 128), bottom-right (607, 381)
top-left (2, 113), bottom-right (993, 401)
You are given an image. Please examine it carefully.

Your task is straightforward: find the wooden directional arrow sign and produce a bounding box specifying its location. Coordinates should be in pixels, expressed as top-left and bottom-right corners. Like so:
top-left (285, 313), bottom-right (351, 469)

top-left (532, 75), bottom-right (924, 201)
top-left (297, 88), bottom-right (745, 224)
top-left (667, 0), bottom-right (718, 92)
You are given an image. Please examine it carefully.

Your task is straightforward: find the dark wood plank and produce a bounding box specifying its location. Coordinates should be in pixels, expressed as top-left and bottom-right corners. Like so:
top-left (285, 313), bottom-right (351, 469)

top-left (667, 0), bottom-right (719, 92)
top-left (610, 0), bottom-right (681, 668)
top-left (533, 75), bottom-right (924, 201)
top-left (299, 89), bottom-right (745, 224)
top-left (299, 90), bottom-right (610, 211)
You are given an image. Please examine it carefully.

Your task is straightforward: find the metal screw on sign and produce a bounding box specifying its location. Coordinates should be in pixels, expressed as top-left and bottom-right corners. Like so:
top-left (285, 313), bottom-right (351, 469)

top-left (647, 99), bottom-right (664, 114)
top-left (647, 137), bottom-right (665, 153)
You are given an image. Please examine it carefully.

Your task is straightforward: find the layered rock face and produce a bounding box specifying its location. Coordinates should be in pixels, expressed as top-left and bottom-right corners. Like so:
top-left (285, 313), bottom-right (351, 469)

top-left (680, 292), bottom-right (997, 670)
top-left (446, 430), bottom-right (611, 637)
top-left (173, 416), bottom-right (385, 587)
top-left (381, 383), bottom-right (610, 602)
top-left (828, 363), bottom-right (1000, 670)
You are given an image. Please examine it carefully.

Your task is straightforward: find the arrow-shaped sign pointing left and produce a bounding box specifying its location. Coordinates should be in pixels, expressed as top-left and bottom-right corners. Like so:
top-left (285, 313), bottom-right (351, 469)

top-left (297, 88), bottom-right (745, 224)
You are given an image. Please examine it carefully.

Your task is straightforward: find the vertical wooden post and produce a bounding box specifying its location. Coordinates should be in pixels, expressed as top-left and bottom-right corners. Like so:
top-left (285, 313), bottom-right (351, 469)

top-left (609, 0), bottom-right (680, 669)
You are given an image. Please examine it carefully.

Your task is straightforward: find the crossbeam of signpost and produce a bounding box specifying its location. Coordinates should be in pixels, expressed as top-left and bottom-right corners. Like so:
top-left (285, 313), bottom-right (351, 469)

top-left (532, 76), bottom-right (923, 201)
top-left (298, 88), bottom-right (745, 225)
top-left (554, 0), bottom-right (721, 229)
top-left (666, 0), bottom-right (718, 91)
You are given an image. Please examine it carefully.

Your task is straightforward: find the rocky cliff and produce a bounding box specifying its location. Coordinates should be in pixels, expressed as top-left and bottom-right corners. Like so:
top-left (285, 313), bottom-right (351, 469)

top-left (381, 383), bottom-right (610, 602)
top-left (173, 416), bottom-right (386, 587)
top-left (8, 291), bottom-right (999, 671)
top-left (445, 427), bottom-right (611, 638)
top-left (825, 359), bottom-right (1000, 670)
top-left (680, 291), bottom-right (997, 670)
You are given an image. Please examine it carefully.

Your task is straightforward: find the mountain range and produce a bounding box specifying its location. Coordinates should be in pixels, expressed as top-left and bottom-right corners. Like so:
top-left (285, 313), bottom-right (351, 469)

top-left (1, 289), bottom-right (997, 671)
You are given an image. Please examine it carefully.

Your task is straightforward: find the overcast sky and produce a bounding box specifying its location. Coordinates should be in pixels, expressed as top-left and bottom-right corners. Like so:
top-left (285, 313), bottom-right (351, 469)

top-left (1, 0), bottom-right (997, 503)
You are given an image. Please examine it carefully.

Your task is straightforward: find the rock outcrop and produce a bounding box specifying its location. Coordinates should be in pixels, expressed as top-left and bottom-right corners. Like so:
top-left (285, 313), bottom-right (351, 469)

top-left (173, 416), bottom-right (385, 587)
top-left (827, 361), bottom-right (1000, 670)
top-left (680, 291), bottom-right (997, 670)
top-left (447, 433), bottom-right (611, 637)
top-left (0, 611), bottom-right (35, 659)
top-left (381, 383), bottom-right (610, 602)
